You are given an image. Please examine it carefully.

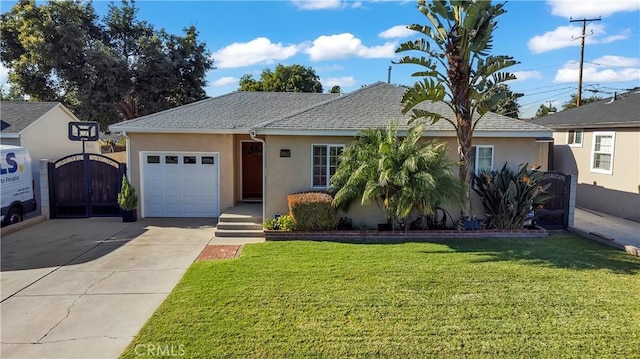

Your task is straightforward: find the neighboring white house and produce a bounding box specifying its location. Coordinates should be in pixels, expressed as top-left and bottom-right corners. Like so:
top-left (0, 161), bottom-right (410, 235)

top-left (531, 88), bottom-right (640, 221)
top-left (0, 101), bottom-right (99, 215)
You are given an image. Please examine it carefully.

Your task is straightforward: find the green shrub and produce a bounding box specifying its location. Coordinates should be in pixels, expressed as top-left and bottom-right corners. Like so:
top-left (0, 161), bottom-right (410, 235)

top-left (263, 218), bottom-right (278, 230)
top-left (276, 215), bottom-right (296, 231)
top-left (473, 163), bottom-right (554, 230)
top-left (117, 175), bottom-right (138, 211)
top-left (287, 192), bottom-right (338, 230)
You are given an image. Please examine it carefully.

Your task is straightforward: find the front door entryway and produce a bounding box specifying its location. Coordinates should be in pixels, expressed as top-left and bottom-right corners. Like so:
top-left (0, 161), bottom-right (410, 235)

top-left (242, 142), bottom-right (263, 200)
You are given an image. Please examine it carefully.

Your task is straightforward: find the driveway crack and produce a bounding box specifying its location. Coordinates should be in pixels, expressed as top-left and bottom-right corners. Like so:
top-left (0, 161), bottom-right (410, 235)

top-left (36, 271), bottom-right (116, 344)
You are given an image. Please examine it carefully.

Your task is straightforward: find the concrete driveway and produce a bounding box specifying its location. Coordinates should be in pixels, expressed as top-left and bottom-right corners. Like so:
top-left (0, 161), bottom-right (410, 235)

top-left (1, 217), bottom-right (215, 358)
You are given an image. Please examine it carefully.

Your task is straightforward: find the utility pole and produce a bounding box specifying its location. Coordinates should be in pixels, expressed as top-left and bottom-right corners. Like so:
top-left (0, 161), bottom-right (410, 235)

top-left (570, 16), bottom-right (601, 107)
top-left (387, 66), bottom-right (392, 84)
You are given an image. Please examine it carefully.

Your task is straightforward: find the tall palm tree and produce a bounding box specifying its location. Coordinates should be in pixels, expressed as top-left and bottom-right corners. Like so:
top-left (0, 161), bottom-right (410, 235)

top-left (395, 0), bottom-right (518, 219)
top-left (331, 121), bottom-right (463, 230)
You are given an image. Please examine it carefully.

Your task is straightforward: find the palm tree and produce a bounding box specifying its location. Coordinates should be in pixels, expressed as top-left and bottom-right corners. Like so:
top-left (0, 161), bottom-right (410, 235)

top-left (395, 0), bottom-right (518, 219)
top-left (331, 121), bottom-right (463, 230)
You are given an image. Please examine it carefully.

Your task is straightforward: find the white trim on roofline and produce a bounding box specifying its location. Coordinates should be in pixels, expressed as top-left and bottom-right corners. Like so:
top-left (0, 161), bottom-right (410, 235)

top-left (0, 133), bottom-right (20, 139)
top-left (107, 127), bottom-right (251, 134)
top-left (108, 126), bottom-right (552, 139)
top-left (253, 128), bottom-right (552, 138)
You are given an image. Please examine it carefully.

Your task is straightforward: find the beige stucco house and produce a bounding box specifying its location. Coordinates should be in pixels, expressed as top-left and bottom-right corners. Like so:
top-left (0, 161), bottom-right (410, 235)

top-left (531, 88), bottom-right (640, 222)
top-left (110, 82), bottom-right (552, 226)
top-left (0, 102), bottom-right (99, 160)
top-left (1, 101), bottom-right (100, 214)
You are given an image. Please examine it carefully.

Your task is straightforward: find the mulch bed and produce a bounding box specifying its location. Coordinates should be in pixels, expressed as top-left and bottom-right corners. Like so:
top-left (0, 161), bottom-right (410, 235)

top-left (196, 245), bottom-right (242, 261)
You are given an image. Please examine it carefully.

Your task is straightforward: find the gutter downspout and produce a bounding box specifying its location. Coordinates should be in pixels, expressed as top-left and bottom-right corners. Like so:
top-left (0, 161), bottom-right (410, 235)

top-left (250, 130), bottom-right (266, 221)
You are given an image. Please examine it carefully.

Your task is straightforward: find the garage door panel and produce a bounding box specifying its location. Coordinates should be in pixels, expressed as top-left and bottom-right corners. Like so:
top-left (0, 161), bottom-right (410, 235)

top-left (142, 152), bottom-right (219, 218)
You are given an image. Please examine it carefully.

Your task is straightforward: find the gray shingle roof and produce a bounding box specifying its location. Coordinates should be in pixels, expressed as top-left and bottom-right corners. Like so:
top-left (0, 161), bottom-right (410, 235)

top-left (259, 82), bottom-right (551, 134)
top-left (0, 101), bottom-right (60, 134)
top-left (110, 92), bottom-right (338, 132)
top-left (109, 82), bottom-right (551, 136)
top-left (530, 88), bottom-right (640, 129)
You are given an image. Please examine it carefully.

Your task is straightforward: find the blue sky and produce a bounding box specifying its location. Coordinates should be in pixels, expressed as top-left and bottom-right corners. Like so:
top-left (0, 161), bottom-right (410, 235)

top-left (1, 0), bottom-right (639, 118)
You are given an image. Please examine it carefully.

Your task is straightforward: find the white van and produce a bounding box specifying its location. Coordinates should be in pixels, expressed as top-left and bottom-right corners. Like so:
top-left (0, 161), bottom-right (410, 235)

top-left (1, 145), bottom-right (37, 226)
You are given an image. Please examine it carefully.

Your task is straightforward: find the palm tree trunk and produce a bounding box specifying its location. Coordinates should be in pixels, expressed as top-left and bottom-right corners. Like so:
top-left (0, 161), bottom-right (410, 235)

top-left (457, 125), bottom-right (473, 219)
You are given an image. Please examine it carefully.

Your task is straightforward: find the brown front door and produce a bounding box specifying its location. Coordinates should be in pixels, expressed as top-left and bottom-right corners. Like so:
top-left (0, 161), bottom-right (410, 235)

top-left (242, 142), bottom-right (263, 200)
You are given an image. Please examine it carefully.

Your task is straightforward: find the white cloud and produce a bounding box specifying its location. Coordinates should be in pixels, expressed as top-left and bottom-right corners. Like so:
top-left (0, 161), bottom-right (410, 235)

top-left (527, 24), bottom-right (629, 53)
top-left (512, 71), bottom-right (542, 82)
top-left (547, 0), bottom-right (640, 18)
top-left (292, 0), bottom-right (360, 10)
top-left (305, 33), bottom-right (397, 61)
top-left (212, 37), bottom-right (299, 69)
top-left (322, 76), bottom-right (357, 87)
top-left (553, 60), bottom-right (640, 83)
top-left (592, 55), bottom-right (640, 67)
top-left (211, 76), bottom-right (238, 87)
top-left (378, 25), bottom-right (414, 39)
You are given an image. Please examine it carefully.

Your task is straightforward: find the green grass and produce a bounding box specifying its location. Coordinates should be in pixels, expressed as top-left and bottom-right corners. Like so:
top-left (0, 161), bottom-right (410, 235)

top-left (121, 234), bottom-right (640, 358)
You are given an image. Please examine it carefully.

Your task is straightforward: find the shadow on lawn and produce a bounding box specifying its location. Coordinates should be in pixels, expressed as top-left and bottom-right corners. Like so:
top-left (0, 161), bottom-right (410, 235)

top-left (423, 235), bottom-right (640, 274)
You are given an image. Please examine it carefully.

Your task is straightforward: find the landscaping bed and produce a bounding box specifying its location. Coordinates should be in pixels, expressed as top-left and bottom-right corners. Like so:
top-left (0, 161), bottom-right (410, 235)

top-left (264, 227), bottom-right (548, 241)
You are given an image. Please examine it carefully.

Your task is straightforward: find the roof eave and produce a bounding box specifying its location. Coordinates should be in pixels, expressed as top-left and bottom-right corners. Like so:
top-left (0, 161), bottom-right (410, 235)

top-left (253, 128), bottom-right (552, 138)
top-left (544, 122), bottom-right (640, 130)
top-left (0, 133), bottom-right (20, 139)
top-left (108, 126), bottom-right (250, 135)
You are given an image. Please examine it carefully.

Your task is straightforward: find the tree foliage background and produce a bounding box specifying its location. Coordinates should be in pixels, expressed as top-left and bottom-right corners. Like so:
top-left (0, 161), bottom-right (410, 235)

top-left (0, 0), bottom-right (213, 128)
top-left (487, 83), bottom-right (523, 118)
top-left (561, 93), bottom-right (602, 111)
top-left (239, 64), bottom-right (323, 93)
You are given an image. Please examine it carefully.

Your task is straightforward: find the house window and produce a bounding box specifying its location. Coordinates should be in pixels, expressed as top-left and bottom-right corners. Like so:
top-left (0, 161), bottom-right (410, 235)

top-left (567, 130), bottom-right (583, 147)
top-left (312, 145), bottom-right (344, 187)
top-left (165, 156), bottom-right (178, 164)
top-left (591, 132), bottom-right (615, 174)
top-left (202, 156), bottom-right (215, 165)
top-left (146, 155), bottom-right (160, 164)
top-left (470, 145), bottom-right (494, 175)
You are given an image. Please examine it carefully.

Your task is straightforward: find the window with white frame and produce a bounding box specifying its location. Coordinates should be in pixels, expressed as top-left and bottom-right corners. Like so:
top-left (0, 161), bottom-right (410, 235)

top-left (470, 145), bottom-right (494, 175)
top-left (567, 130), bottom-right (583, 146)
top-left (590, 132), bottom-right (615, 174)
top-left (312, 144), bottom-right (344, 187)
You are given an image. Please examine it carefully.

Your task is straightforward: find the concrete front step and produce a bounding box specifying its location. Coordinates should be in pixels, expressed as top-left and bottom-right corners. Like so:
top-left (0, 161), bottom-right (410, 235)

top-left (216, 222), bottom-right (263, 230)
top-left (215, 229), bottom-right (265, 238)
top-left (219, 214), bottom-right (262, 223)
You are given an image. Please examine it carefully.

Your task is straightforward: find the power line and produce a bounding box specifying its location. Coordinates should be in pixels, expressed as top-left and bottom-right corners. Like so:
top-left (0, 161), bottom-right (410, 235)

top-left (519, 86), bottom-right (575, 98)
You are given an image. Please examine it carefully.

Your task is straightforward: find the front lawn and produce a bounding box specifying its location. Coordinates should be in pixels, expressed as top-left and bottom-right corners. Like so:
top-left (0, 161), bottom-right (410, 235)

top-left (121, 234), bottom-right (640, 358)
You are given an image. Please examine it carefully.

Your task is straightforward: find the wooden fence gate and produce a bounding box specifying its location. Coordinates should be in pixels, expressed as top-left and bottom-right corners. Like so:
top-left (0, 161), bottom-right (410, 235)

top-left (48, 153), bottom-right (126, 218)
top-left (536, 171), bottom-right (571, 230)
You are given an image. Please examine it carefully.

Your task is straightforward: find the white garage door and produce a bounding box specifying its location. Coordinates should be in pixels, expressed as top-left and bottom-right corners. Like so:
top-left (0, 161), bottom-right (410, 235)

top-left (141, 152), bottom-right (219, 217)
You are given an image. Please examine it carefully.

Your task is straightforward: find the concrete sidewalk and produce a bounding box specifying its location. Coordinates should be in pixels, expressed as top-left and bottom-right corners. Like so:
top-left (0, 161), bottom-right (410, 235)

top-left (1, 217), bottom-right (215, 358)
top-left (571, 208), bottom-right (640, 257)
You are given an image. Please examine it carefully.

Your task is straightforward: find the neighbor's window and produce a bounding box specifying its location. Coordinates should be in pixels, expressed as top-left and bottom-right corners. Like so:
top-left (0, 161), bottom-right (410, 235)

top-left (567, 130), bottom-right (583, 146)
top-left (470, 145), bottom-right (494, 176)
top-left (312, 144), bottom-right (344, 187)
top-left (591, 132), bottom-right (615, 174)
